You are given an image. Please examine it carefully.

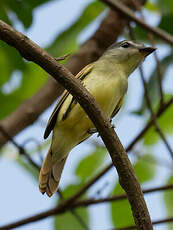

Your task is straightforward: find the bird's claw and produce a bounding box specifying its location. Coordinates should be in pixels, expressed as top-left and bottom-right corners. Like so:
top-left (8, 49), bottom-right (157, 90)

top-left (88, 128), bottom-right (97, 134)
top-left (87, 119), bottom-right (115, 136)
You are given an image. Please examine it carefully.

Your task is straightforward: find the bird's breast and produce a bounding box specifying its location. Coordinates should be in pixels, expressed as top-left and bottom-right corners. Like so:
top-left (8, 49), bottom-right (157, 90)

top-left (54, 71), bottom-right (127, 147)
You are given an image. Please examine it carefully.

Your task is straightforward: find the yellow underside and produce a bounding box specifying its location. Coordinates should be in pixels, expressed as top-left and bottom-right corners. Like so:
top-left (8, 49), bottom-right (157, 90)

top-left (51, 68), bottom-right (127, 159)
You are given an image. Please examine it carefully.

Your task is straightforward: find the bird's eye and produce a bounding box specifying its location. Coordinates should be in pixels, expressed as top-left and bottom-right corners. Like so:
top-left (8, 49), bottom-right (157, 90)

top-left (121, 42), bottom-right (130, 48)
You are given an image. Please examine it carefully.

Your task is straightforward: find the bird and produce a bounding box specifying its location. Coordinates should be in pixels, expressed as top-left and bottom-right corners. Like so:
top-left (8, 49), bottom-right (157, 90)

top-left (39, 40), bottom-right (156, 197)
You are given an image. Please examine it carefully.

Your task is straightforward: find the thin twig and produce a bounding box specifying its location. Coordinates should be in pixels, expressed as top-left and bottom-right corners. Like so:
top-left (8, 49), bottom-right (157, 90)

top-left (101, 0), bottom-right (173, 45)
top-left (55, 53), bottom-right (71, 61)
top-left (112, 216), bottom-right (173, 230)
top-left (71, 183), bottom-right (173, 208)
top-left (139, 66), bottom-right (173, 159)
top-left (147, 34), bottom-right (164, 106)
top-left (0, 125), bottom-right (40, 170)
top-left (128, 25), bottom-right (173, 160)
top-left (70, 209), bottom-right (88, 230)
top-left (131, 0), bottom-right (164, 106)
top-left (1, 183), bottom-right (173, 230)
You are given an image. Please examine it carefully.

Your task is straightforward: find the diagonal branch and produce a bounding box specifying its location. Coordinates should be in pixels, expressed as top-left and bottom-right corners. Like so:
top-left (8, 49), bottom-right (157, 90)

top-left (0, 20), bottom-right (152, 229)
top-left (139, 66), bottom-right (173, 159)
top-left (101, 0), bottom-right (173, 45)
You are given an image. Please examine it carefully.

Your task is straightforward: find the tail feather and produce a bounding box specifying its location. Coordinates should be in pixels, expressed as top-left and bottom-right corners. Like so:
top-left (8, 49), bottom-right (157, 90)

top-left (39, 148), bottom-right (67, 197)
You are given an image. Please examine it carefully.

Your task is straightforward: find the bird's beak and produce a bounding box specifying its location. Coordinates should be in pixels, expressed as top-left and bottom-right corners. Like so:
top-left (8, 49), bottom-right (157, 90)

top-left (139, 47), bottom-right (156, 57)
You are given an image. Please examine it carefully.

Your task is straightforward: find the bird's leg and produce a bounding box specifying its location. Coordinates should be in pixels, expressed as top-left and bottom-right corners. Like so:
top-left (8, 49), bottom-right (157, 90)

top-left (109, 118), bottom-right (115, 129)
top-left (87, 128), bottom-right (97, 134)
top-left (87, 119), bottom-right (115, 135)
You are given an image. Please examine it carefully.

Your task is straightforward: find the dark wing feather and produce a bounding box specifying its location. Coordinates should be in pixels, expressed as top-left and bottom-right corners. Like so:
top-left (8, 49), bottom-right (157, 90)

top-left (111, 96), bottom-right (124, 119)
top-left (44, 63), bottom-right (94, 139)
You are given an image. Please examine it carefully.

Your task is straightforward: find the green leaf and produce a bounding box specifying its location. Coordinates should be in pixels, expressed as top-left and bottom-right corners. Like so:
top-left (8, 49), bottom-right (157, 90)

top-left (144, 95), bottom-right (173, 145)
top-left (134, 154), bottom-right (156, 183)
top-left (159, 14), bottom-right (173, 35)
top-left (46, 1), bottom-right (105, 57)
top-left (0, 42), bottom-right (26, 87)
top-left (55, 184), bottom-right (89, 230)
top-left (62, 183), bottom-right (85, 199)
top-left (5, 0), bottom-right (33, 28)
top-left (0, 2), bottom-right (12, 25)
top-left (111, 154), bottom-right (156, 228)
top-left (3, 0), bottom-right (52, 28)
top-left (54, 208), bottom-right (88, 230)
top-left (19, 62), bottom-right (48, 98)
top-left (0, 62), bottom-right (47, 119)
top-left (111, 182), bottom-right (134, 228)
top-left (75, 146), bottom-right (107, 182)
top-left (133, 54), bottom-right (173, 116)
top-left (134, 11), bottom-right (173, 42)
top-left (145, 2), bottom-right (160, 12)
top-left (164, 174), bottom-right (173, 230)
top-left (158, 0), bottom-right (173, 13)
top-left (133, 25), bottom-right (148, 42)
top-left (24, 0), bottom-right (52, 9)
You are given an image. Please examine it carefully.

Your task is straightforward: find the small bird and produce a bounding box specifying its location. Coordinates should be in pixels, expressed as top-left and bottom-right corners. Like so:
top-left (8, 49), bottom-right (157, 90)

top-left (39, 40), bottom-right (155, 197)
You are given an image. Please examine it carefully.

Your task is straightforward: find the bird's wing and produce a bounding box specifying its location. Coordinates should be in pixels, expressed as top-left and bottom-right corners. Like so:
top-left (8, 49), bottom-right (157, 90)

top-left (111, 96), bottom-right (124, 119)
top-left (44, 63), bottom-right (94, 139)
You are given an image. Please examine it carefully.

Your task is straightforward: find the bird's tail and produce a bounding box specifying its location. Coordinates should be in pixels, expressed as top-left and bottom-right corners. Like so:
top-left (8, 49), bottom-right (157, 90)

top-left (39, 148), bottom-right (67, 197)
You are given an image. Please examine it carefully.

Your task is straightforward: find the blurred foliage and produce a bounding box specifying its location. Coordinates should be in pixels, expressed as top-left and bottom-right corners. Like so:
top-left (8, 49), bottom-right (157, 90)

top-left (46, 1), bottom-right (105, 57)
top-left (111, 154), bottom-right (156, 228)
top-left (55, 184), bottom-right (89, 230)
top-left (0, 0), bottom-right (105, 120)
top-left (1, 0), bottom-right (53, 28)
top-left (133, 55), bottom-right (173, 115)
top-left (164, 174), bottom-right (173, 230)
top-left (143, 94), bottom-right (173, 145)
top-left (75, 145), bottom-right (107, 182)
top-left (1, 0), bottom-right (173, 229)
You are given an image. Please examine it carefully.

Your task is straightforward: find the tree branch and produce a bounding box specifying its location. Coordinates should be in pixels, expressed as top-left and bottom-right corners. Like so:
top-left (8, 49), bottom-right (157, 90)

top-left (101, 0), bottom-right (173, 45)
top-left (1, 182), bottom-right (173, 230)
top-left (139, 66), bottom-right (173, 159)
top-left (71, 183), bottom-right (173, 208)
top-left (0, 20), bottom-right (152, 229)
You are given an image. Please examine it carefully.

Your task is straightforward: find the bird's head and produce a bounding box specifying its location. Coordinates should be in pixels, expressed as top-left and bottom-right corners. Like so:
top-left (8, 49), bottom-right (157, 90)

top-left (101, 40), bottom-right (156, 76)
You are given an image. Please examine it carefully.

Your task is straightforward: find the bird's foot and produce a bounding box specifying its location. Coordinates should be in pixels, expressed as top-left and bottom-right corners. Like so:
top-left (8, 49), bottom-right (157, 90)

top-left (110, 119), bottom-right (115, 129)
top-left (88, 128), bottom-right (97, 134)
top-left (87, 120), bottom-right (115, 136)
